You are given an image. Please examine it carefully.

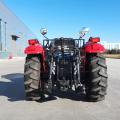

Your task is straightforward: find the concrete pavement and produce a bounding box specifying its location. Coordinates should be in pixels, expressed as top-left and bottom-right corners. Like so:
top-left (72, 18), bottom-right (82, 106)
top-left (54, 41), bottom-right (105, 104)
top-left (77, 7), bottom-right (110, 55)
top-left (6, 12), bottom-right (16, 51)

top-left (0, 58), bottom-right (120, 120)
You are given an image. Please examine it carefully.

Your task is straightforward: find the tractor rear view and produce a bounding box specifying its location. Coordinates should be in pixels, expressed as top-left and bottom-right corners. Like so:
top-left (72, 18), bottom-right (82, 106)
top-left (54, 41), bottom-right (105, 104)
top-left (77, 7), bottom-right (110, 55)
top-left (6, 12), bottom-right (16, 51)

top-left (24, 28), bottom-right (108, 102)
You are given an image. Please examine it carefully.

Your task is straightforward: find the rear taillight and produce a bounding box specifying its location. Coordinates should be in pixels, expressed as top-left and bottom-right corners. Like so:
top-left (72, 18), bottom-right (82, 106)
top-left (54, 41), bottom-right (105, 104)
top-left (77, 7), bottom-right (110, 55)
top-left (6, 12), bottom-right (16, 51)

top-left (28, 39), bottom-right (39, 45)
top-left (89, 37), bottom-right (100, 43)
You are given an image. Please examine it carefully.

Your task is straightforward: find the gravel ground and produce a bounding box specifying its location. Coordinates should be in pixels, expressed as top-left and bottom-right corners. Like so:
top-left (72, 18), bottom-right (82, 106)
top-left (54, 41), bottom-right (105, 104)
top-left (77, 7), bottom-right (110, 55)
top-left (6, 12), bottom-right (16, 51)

top-left (0, 58), bottom-right (120, 120)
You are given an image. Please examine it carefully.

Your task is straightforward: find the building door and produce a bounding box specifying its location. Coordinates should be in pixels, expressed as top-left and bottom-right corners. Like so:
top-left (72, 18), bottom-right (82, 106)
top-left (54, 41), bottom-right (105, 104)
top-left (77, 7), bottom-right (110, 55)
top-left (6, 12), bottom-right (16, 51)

top-left (11, 35), bottom-right (19, 57)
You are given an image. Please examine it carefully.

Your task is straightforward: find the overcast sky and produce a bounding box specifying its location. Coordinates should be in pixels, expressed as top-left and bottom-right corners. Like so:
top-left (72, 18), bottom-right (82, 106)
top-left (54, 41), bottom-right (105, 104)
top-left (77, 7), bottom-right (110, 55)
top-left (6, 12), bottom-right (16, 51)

top-left (3, 0), bottom-right (120, 43)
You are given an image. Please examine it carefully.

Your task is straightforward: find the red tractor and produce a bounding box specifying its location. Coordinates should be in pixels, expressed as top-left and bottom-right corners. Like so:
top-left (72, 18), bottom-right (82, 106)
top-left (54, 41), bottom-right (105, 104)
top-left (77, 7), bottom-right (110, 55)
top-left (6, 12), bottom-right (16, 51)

top-left (24, 28), bottom-right (108, 102)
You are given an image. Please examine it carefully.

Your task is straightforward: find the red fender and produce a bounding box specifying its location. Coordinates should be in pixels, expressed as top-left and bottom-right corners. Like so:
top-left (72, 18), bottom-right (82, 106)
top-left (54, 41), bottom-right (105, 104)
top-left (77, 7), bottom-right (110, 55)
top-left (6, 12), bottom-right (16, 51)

top-left (24, 39), bottom-right (46, 60)
top-left (85, 42), bottom-right (105, 53)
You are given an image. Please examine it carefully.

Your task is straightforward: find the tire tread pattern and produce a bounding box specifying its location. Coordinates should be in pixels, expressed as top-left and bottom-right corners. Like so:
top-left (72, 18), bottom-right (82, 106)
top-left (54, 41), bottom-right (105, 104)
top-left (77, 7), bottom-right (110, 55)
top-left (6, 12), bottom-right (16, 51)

top-left (85, 53), bottom-right (108, 102)
top-left (24, 55), bottom-right (41, 100)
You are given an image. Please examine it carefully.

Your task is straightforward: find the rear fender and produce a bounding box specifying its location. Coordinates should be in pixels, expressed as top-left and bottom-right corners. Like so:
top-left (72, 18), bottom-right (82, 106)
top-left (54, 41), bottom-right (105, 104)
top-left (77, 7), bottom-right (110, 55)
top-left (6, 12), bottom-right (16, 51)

top-left (25, 45), bottom-right (46, 67)
top-left (84, 42), bottom-right (105, 53)
top-left (24, 39), bottom-right (48, 72)
top-left (24, 39), bottom-right (46, 60)
top-left (25, 44), bottom-right (44, 55)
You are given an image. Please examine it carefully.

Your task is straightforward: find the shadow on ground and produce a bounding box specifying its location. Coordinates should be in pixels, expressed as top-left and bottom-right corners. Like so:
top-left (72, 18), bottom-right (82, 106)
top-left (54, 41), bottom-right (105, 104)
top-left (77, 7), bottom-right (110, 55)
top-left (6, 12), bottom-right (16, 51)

top-left (0, 73), bottom-right (25, 102)
top-left (0, 73), bottom-right (87, 102)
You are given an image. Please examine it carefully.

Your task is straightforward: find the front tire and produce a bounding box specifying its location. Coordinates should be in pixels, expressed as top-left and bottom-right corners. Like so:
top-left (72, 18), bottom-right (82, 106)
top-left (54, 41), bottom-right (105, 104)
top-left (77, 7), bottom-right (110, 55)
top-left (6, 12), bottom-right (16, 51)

top-left (85, 53), bottom-right (108, 102)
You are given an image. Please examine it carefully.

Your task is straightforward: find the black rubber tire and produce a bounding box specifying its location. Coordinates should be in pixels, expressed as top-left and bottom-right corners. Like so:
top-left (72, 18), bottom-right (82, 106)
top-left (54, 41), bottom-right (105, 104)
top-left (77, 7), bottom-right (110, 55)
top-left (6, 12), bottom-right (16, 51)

top-left (24, 55), bottom-right (41, 100)
top-left (85, 53), bottom-right (108, 102)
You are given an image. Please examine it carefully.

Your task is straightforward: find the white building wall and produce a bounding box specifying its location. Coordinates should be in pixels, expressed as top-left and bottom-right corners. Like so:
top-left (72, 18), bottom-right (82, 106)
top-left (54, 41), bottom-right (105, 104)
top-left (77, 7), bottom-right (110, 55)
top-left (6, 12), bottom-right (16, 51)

top-left (0, 1), bottom-right (36, 58)
top-left (102, 41), bottom-right (120, 50)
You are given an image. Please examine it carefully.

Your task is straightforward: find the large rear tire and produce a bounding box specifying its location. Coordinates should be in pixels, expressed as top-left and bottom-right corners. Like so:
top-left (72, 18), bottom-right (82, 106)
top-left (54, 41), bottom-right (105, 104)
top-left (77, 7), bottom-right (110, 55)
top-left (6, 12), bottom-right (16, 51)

top-left (24, 55), bottom-right (41, 100)
top-left (85, 53), bottom-right (108, 102)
